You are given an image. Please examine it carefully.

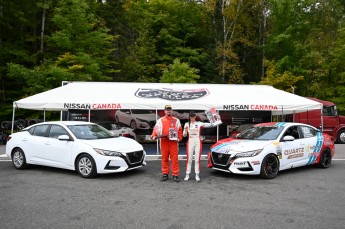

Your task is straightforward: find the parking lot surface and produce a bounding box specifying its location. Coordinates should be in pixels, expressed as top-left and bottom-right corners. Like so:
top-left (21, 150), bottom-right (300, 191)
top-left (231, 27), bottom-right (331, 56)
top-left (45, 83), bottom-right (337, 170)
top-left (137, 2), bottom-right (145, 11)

top-left (1, 145), bottom-right (345, 229)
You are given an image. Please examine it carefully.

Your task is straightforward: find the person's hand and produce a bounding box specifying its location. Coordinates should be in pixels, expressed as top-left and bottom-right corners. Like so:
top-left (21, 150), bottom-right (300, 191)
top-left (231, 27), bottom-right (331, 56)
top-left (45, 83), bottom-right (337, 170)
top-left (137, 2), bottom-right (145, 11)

top-left (151, 135), bottom-right (156, 140)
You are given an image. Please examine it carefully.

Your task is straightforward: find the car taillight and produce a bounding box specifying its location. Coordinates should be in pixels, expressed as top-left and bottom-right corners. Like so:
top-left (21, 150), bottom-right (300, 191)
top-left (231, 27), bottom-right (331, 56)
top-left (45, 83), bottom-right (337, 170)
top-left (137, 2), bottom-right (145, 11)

top-left (7, 136), bottom-right (11, 141)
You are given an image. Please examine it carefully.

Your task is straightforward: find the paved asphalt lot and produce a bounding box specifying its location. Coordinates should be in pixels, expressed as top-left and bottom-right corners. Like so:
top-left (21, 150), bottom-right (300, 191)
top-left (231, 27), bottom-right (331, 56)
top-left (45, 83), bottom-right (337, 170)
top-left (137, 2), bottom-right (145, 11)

top-left (0, 145), bottom-right (345, 229)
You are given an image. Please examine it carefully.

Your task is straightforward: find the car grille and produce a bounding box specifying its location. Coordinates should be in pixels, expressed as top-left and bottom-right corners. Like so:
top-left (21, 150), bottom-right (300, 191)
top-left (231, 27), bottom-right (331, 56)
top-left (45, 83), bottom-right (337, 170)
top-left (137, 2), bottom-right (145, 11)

top-left (126, 150), bottom-right (144, 165)
top-left (211, 151), bottom-right (231, 166)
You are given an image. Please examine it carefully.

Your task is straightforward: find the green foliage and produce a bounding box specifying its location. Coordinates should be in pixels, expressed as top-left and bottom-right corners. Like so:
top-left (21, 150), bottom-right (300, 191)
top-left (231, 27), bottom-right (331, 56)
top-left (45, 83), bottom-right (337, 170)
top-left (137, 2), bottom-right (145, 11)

top-left (160, 59), bottom-right (200, 83)
top-left (257, 60), bottom-right (304, 93)
top-left (2, 0), bottom-right (345, 121)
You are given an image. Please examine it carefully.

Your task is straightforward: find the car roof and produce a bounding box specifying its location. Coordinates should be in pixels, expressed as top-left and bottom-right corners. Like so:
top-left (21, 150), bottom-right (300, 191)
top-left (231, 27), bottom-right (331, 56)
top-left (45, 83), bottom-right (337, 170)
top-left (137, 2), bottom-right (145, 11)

top-left (24, 121), bottom-right (94, 130)
top-left (254, 122), bottom-right (315, 128)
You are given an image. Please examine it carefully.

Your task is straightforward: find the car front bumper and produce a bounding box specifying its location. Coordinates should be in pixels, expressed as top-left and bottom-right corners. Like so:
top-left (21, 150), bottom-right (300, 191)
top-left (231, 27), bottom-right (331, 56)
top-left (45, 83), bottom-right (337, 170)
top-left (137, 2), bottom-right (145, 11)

top-left (94, 150), bottom-right (146, 174)
top-left (210, 151), bottom-right (262, 175)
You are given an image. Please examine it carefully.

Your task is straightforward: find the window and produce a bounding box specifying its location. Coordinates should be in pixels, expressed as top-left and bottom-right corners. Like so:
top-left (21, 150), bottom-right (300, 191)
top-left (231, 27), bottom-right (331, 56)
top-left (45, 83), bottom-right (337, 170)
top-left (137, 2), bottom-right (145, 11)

top-left (283, 126), bottom-right (300, 139)
top-left (32, 125), bottom-right (49, 137)
top-left (49, 125), bottom-right (69, 139)
top-left (322, 106), bottom-right (336, 116)
top-left (300, 126), bottom-right (317, 138)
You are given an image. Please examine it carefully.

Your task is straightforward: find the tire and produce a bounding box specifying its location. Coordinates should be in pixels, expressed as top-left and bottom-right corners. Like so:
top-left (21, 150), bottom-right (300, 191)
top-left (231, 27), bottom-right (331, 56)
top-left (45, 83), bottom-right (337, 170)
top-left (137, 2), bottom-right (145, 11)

top-left (12, 148), bottom-right (28, 169)
top-left (260, 154), bottom-right (279, 179)
top-left (15, 119), bottom-right (27, 130)
top-left (76, 154), bottom-right (97, 178)
top-left (130, 120), bottom-right (137, 130)
top-left (317, 149), bottom-right (332, 168)
top-left (1, 121), bottom-right (11, 130)
top-left (337, 129), bottom-right (345, 144)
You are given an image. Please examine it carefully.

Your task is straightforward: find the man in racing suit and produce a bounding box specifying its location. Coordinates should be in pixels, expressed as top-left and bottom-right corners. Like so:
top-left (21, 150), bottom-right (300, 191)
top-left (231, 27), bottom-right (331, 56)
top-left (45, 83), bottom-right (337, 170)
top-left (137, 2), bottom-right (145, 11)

top-left (183, 112), bottom-right (214, 182)
top-left (151, 105), bottom-right (183, 182)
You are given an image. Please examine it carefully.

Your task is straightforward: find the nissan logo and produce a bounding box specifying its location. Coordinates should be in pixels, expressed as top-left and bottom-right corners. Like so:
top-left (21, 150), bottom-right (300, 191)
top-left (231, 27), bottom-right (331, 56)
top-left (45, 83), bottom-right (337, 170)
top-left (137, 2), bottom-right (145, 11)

top-left (218, 153), bottom-right (223, 159)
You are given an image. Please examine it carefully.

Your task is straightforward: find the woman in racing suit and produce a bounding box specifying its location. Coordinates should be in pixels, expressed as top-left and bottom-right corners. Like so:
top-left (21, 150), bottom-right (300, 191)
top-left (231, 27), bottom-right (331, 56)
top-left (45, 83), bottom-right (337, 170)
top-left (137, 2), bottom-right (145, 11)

top-left (183, 112), bottom-right (215, 181)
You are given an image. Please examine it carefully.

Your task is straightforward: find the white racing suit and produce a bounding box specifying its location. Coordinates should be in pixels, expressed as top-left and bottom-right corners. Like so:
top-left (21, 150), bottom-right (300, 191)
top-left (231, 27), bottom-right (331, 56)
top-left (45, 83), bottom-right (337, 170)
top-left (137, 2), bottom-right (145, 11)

top-left (183, 121), bottom-right (213, 175)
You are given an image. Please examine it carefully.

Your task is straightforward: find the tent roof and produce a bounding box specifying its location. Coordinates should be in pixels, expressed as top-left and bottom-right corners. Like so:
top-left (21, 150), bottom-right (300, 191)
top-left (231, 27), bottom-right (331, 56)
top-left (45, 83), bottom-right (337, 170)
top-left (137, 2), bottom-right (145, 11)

top-left (13, 82), bottom-right (322, 115)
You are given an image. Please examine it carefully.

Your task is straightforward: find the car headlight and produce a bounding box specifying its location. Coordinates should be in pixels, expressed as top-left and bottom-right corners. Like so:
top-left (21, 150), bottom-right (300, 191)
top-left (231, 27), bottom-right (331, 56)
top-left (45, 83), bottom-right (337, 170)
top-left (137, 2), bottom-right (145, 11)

top-left (235, 149), bottom-right (263, 158)
top-left (94, 148), bottom-right (123, 157)
top-left (136, 118), bottom-right (148, 123)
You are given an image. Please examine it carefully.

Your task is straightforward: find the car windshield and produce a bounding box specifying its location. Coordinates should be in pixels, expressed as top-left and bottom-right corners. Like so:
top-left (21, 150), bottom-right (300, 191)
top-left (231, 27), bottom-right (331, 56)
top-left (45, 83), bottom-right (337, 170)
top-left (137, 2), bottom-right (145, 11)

top-left (68, 124), bottom-right (114, 140)
top-left (237, 126), bottom-right (284, 140)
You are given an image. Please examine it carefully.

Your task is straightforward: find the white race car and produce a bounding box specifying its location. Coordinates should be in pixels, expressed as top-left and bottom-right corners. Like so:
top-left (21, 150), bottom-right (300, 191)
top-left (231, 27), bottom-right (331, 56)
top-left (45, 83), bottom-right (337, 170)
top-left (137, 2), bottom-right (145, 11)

top-left (6, 121), bottom-right (146, 178)
top-left (208, 122), bottom-right (335, 179)
top-left (115, 109), bottom-right (156, 129)
top-left (97, 122), bottom-right (136, 140)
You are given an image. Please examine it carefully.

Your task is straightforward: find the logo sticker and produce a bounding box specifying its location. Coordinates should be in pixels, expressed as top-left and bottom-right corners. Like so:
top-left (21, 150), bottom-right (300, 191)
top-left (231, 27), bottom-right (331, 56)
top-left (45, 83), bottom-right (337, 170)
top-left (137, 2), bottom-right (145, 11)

top-left (135, 88), bottom-right (209, 101)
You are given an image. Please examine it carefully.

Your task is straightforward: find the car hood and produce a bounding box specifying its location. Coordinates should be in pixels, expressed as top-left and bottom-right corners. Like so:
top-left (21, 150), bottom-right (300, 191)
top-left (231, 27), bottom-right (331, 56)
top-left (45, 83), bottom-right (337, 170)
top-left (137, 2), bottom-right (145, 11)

top-left (133, 114), bottom-right (156, 122)
top-left (211, 139), bottom-right (272, 155)
top-left (81, 137), bottom-right (143, 152)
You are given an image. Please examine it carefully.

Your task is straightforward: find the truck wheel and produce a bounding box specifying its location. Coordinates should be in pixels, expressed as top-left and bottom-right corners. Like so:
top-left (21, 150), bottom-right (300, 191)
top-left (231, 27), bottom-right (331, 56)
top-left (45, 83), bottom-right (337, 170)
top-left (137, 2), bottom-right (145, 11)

top-left (337, 129), bottom-right (345, 144)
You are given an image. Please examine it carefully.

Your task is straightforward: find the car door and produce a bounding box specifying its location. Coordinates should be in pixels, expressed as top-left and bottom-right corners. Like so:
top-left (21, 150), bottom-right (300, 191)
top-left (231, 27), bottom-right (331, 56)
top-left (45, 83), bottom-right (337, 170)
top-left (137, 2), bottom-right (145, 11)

top-left (25, 124), bottom-right (50, 163)
top-left (118, 109), bottom-right (131, 126)
top-left (280, 126), bottom-right (310, 169)
top-left (299, 125), bottom-right (321, 165)
top-left (41, 124), bottom-right (74, 167)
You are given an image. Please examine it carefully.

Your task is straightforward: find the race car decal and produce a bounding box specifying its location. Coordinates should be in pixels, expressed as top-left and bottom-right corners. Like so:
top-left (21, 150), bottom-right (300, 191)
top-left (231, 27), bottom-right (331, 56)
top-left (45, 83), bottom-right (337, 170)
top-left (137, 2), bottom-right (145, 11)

top-left (307, 131), bottom-right (324, 165)
top-left (211, 141), bottom-right (241, 154)
top-left (275, 122), bottom-right (287, 127)
top-left (255, 122), bottom-right (287, 128)
top-left (234, 161), bottom-right (250, 168)
top-left (276, 144), bottom-right (282, 159)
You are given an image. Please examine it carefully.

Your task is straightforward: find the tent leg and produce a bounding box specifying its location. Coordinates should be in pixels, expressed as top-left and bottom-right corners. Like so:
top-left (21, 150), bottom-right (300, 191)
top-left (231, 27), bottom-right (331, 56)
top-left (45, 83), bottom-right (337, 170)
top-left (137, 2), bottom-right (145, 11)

top-left (11, 106), bottom-right (15, 134)
top-left (88, 109), bottom-right (91, 122)
top-left (155, 109), bottom-right (159, 155)
top-left (44, 109), bottom-right (46, 122)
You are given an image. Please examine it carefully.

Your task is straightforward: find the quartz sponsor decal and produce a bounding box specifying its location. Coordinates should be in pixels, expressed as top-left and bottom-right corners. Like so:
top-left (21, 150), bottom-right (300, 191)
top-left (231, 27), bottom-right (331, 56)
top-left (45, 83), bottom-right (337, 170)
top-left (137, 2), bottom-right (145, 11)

top-left (135, 88), bottom-right (209, 101)
top-left (284, 147), bottom-right (304, 159)
top-left (223, 104), bottom-right (278, 110)
top-left (64, 103), bottom-right (121, 110)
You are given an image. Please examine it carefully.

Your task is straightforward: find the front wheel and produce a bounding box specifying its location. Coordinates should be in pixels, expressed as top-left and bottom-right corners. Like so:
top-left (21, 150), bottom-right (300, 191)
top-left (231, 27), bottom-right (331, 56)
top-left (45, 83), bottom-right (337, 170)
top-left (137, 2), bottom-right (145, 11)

top-left (76, 154), bottom-right (97, 178)
top-left (317, 149), bottom-right (332, 168)
top-left (337, 129), bottom-right (345, 144)
top-left (12, 148), bottom-right (28, 169)
top-left (130, 120), bottom-right (137, 130)
top-left (260, 154), bottom-right (279, 179)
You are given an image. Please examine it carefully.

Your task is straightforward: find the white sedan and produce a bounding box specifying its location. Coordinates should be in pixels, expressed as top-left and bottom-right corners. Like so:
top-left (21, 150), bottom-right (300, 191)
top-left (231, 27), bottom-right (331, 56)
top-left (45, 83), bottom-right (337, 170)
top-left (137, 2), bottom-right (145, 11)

top-left (208, 122), bottom-right (335, 179)
top-left (6, 121), bottom-right (146, 178)
top-left (115, 109), bottom-right (156, 129)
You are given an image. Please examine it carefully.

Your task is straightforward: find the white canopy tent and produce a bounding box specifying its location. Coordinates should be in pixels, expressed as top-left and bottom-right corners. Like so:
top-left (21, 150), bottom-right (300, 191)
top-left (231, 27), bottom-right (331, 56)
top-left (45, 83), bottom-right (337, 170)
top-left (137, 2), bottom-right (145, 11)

top-left (13, 81), bottom-right (322, 112)
top-left (11, 82), bottom-right (323, 134)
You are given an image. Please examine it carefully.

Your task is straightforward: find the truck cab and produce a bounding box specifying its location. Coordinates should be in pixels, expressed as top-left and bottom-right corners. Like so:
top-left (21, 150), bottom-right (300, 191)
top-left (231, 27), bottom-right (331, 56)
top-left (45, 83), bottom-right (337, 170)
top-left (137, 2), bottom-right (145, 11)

top-left (293, 97), bottom-right (345, 144)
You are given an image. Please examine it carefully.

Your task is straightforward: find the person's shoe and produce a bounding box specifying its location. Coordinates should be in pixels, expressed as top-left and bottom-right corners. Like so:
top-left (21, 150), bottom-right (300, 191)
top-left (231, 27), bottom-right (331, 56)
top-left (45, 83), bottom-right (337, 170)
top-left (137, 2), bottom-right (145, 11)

top-left (173, 176), bottom-right (180, 182)
top-left (161, 174), bottom-right (168, 181)
top-left (184, 174), bottom-right (189, 181)
top-left (195, 174), bottom-right (200, 182)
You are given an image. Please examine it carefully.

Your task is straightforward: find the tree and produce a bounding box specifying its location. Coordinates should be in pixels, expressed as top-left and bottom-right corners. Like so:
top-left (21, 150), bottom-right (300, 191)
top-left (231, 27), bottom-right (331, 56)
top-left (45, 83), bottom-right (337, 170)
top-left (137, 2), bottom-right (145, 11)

top-left (7, 0), bottom-right (116, 95)
top-left (257, 59), bottom-right (303, 93)
top-left (160, 59), bottom-right (200, 83)
top-left (119, 0), bottom-right (213, 83)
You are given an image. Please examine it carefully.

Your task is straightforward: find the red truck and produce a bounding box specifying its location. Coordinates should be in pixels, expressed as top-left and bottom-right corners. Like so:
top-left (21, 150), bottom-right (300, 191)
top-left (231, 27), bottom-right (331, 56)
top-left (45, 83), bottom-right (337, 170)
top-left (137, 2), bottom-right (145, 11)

top-left (293, 97), bottom-right (345, 144)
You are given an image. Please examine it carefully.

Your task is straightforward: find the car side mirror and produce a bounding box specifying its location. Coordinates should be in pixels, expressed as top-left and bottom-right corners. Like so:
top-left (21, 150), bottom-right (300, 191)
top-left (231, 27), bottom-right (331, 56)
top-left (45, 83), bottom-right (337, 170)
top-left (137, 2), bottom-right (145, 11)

top-left (283, 135), bottom-right (295, 141)
top-left (58, 135), bottom-right (71, 141)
